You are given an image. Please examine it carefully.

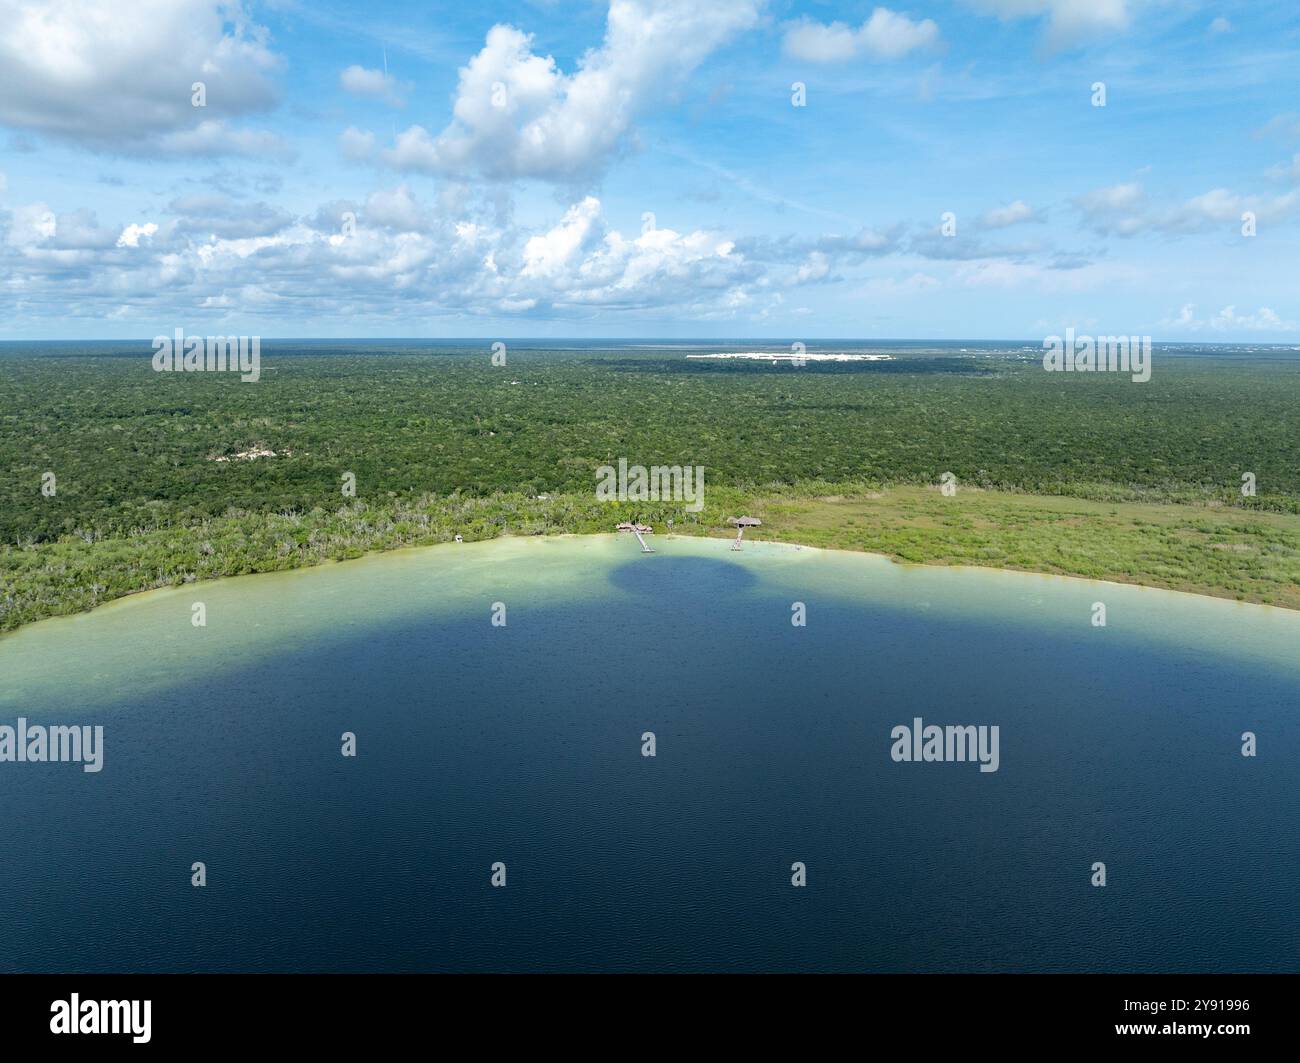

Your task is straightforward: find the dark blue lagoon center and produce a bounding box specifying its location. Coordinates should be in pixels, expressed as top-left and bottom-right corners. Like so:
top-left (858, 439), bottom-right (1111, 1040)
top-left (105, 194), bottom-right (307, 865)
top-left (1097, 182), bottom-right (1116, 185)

top-left (1, 535), bottom-right (1297, 972)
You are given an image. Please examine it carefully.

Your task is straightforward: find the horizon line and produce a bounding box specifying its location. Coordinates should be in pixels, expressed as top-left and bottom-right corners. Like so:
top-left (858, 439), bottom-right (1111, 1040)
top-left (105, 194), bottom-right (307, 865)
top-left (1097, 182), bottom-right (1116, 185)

top-left (3, 337), bottom-right (1299, 347)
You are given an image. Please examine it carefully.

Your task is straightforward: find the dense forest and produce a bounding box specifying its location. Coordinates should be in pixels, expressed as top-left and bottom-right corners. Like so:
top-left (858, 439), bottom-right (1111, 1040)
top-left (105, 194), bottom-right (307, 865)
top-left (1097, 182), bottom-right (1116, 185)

top-left (2, 343), bottom-right (1298, 629)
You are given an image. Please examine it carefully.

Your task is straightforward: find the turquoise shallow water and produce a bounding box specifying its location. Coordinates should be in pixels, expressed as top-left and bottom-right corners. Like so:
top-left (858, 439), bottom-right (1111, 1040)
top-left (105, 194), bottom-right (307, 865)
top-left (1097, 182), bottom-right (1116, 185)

top-left (0, 535), bottom-right (1296, 971)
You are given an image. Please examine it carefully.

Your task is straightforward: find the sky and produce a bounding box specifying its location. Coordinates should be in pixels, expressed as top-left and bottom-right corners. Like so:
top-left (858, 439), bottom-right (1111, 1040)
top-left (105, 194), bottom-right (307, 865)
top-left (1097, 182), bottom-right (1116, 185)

top-left (1, 0), bottom-right (1298, 340)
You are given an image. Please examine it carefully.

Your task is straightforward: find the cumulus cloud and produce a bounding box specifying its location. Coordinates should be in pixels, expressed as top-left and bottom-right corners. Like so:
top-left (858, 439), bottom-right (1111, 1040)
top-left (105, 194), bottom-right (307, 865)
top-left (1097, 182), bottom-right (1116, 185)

top-left (339, 126), bottom-right (377, 161)
top-left (730, 225), bottom-right (904, 287)
top-left (116, 223), bottom-right (158, 248)
top-left (1265, 154), bottom-right (1300, 183)
top-left (381, 0), bottom-right (761, 182)
top-left (0, 190), bottom-right (773, 324)
top-left (1207, 306), bottom-right (1294, 331)
top-left (361, 185), bottom-right (434, 232)
top-left (909, 228), bottom-right (1045, 261)
top-left (952, 257), bottom-right (1137, 292)
top-left (782, 8), bottom-right (941, 62)
top-left (516, 196), bottom-right (747, 309)
top-left (167, 194), bottom-right (293, 240)
top-left (966, 0), bottom-right (1132, 52)
top-left (2, 204), bottom-right (124, 284)
top-left (1075, 181), bottom-right (1145, 216)
top-left (339, 65), bottom-right (407, 106)
top-left (0, 0), bottom-right (282, 152)
top-left (977, 199), bottom-right (1043, 229)
top-left (8, 203), bottom-right (58, 247)
top-left (521, 198), bottom-right (604, 280)
top-left (1164, 303), bottom-right (1297, 333)
top-left (793, 251), bottom-right (832, 284)
top-left (1074, 182), bottom-right (1300, 235)
top-left (159, 119), bottom-right (292, 159)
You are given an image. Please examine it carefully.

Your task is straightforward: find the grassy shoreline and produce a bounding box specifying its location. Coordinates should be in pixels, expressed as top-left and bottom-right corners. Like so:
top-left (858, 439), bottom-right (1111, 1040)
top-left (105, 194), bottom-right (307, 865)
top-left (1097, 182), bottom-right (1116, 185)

top-left (4, 482), bottom-right (1298, 634)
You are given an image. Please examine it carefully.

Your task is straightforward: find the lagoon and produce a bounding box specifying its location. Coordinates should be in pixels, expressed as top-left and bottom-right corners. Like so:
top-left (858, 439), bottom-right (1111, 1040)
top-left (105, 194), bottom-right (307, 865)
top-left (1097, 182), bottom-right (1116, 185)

top-left (0, 535), bottom-right (1296, 972)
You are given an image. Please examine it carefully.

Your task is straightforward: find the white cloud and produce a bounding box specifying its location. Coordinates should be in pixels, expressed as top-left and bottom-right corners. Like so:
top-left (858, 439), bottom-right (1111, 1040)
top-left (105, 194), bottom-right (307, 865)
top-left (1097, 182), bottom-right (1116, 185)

top-left (159, 119), bottom-right (291, 159)
top-left (116, 222), bottom-right (158, 248)
top-left (1210, 306), bottom-right (1292, 331)
top-left (168, 194), bottom-right (291, 239)
top-left (362, 185), bottom-right (432, 232)
top-left (0, 190), bottom-right (769, 323)
top-left (793, 250), bottom-right (832, 284)
top-left (518, 196), bottom-right (746, 309)
top-left (966, 0), bottom-right (1132, 52)
top-left (8, 203), bottom-right (57, 247)
top-left (1265, 154), bottom-right (1300, 182)
top-left (737, 226), bottom-right (905, 267)
top-left (1164, 303), bottom-right (1297, 333)
top-left (1208, 17), bottom-right (1231, 35)
top-left (339, 126), bottom-right (377, 161)
top-left (383, 125), bottom-right (443, 172)
top-left (951, 257), bottom-right (1141, 292)
top-left (978, 199), bottom-right (1042, 229)
top-left (1073, 182), bottom-right (1300, 236)
top-left (382, 0), bottom-right (761, 182)
top-left (522, 198), bottom-right (604, 280)
top-left (0, 0), bottom-right (281, 151)
top-left (1078, 182), bottom-right (1145, 211)
top-left (782, 8), bottom-right (941, 63)
top-left (339, 65), bottom-right (406, 106)
top-left (1073, 182), bottom-right (1147, 233)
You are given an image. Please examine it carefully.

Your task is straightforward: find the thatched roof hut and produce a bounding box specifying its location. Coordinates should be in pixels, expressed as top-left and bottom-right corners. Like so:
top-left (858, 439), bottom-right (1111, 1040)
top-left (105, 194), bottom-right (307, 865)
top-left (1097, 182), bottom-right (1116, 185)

top-left (727, 515), bottom-right (761, 551)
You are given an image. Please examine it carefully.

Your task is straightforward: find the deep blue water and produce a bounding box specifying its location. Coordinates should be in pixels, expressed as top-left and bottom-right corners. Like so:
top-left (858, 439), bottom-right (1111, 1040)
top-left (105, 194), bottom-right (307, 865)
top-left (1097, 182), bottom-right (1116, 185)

top-left (1, 551), bottom-right (1297, 972)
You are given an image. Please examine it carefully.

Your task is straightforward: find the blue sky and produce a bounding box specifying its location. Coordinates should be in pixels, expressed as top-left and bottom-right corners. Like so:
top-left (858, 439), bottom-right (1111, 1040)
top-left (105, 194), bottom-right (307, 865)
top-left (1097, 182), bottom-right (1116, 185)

top-left (1, 0), bottom-right (1298, 340)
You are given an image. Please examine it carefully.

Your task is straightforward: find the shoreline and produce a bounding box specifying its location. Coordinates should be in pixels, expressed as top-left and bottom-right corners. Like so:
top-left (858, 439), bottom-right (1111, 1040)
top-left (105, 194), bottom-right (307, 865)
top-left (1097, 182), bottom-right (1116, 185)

top-left (4, 523), bottom-right (1297, 645)
top-left (695, 531), bottom-right (1300, 614)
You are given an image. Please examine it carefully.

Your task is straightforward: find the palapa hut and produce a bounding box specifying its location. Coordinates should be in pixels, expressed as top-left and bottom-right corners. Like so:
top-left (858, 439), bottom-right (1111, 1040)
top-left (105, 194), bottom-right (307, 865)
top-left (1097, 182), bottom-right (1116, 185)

top-left (616, 521), bottom-right (654, 553)
top-left (726, 515), bottom-right (761, 550)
